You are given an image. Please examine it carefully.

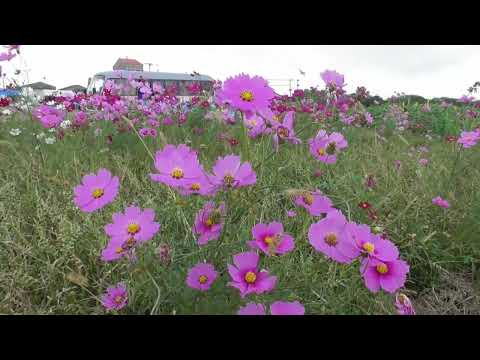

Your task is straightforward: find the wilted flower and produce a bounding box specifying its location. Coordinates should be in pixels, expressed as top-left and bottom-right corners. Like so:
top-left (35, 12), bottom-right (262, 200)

top-left (365, 175), bottom-right (377, 189)
top-left (395, 293), bottom-right (416, 315)
top-left (156, 243), bottom-right (172, 265)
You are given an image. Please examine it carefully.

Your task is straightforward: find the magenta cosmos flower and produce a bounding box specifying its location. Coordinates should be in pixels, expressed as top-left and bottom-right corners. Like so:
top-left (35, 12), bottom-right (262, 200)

top-left (150, 144), bottom-right (204, 190)
top-left (248, 222), bottom-right (295, 256)
top-left (237, 303), bottom-right (266, 315)
top-left (209, 155), bottom-right (256, 190)
top-left (228, 251), bottom-right (277, 298)
top-left (73, 168), bottom-right (119, 213)
top-left (395, 293), bottom-right (416, 315)
top-left (193, 201), bottom-right (226, 246)
top-left (338, 222), bottom-right (399, 262)
top-left (457, 130), bottom-right (480, 148)
top-left (294, 190), bottom-right (335, 217)
top-left (219, 74), bottom-right (276, 113)
top-left (270, 111), bottom-right (302, 152)
top-left (361, 257), bottom-right (409, 293)
top-left (270, 301), bottom-right (305, 315)
top-left (101, 283), bottom-right (128, 311)
top-left (309, 130), bottom-right (348, 164)
top-left (186, 263), bottom-right (218, 291)
top-left (101, 206), bottom-right (160, 262)
top-left (432, 196), bottom-right (450, 209)
top-left (33, 105), bottom-right (65, 129)
top-left (308, 210), bottom-right (358, 264)
top-left (321, 70), bottom-right (345, 88)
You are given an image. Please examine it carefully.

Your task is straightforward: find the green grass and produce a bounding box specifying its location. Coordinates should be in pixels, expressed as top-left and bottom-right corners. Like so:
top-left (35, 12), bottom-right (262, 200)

top-left (0, 107), bottom-right (479, 314)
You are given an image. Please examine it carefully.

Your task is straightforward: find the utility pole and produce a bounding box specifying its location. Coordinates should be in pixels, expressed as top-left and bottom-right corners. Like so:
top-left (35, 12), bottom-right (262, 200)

top-left (145, 63), bottom-right (153, 72)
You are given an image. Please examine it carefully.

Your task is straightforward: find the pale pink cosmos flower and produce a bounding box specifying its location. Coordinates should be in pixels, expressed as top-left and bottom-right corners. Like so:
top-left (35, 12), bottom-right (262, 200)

top-left (320, 70), bottom-right (345, 88)
top-left (309, 130), bottom-right (348, 164)
top-left (186, 263), bottom-right (218, 291)
top-left (432, 196), bottom-right (450, 209)
top-left (228, 251), bottom-right (277, 298)
top-left (237, 303), bottom-right (266, 315)
top-left (457, 130), bottom-right (480, 148)
top-left (248, 222), bottom-right (295, 256)
top-left (209, 155), bottom-right (256, 190)
top-left (286, 210), bottom-right (297, 217)
top-left (308, 210), bottom-right (358, 264)
top-left (294, 190), bottom-right (335, 217)
top-left (361, 257), bottom-right (409, 294)
top-left (193, 201), bottom-right (226, 246)
top-left (270, 301), bottom-right (305, 315)
top-left (419, 158), bottom-right (429, 166)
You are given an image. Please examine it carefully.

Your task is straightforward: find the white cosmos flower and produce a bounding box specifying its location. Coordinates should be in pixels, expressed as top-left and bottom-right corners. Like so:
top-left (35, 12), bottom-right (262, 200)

top-left (45, 136), bottom-right (56, 144)
top-left (9, 128), bottom-right (21, 136)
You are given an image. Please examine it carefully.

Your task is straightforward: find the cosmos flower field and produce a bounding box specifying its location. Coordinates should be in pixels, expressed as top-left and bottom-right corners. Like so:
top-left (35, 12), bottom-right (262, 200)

top-left (1, 54), bottom-right (479, 314)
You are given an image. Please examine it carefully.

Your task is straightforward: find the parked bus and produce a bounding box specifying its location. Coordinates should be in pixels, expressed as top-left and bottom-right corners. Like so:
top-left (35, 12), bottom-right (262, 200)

top-left (86, 70), bottom-right (215, 101)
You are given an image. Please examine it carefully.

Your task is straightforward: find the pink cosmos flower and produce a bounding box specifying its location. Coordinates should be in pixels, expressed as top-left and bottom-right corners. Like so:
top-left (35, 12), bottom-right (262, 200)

top-left (308, 210), bottom-right (358, 263)
top-left (163, 117), bottom-right (174, 126)
top-left (33, 105), bottom-right (65, 129)
top-left (186, 263), bottom-right (218, 291)
top-left (148, 119), bottom-right (160, 128)
top-left (364, 112), bottom-right (374, 125)
top-left (228, 251), bottom-right (277, 298)
top-left (271, 111), bottom-right (302, 152)
top-left (395, 293), bottom-right (416, 315)
top-left (394, 160), bottom-right (402, 171)
top-left (73, 111), bottom-right (88, 127)
top-left (294, 190), bottom-right (335, 217)
top-left (150, 144), bottom-right (204, 190)
top-left (193, 201), bottom-right (226, 246)
top-left (0, 51), bottom-right (16, 62)
top-left (459, 95), bottom-right (475, 104)
top-left (361, 257), bottom-right (409, 293)
top-left (286, 210), bottom-right (297, 217)
top-left (219, 74), bottom-right (276, 113)
top-left (248, 222), bottom-right (295, 256)
top-left (101, 283), bottom-right (128, 311)
top-left (270, 301), bottom-right (305, 315)
top-left (457, 130), bottom-right (480, 148)
top-left (309, 130), bottom-right (348, 164)
top-left (340, 113), bottom-right (355, 125)
top-left (73, 168), bottom-right (119, 213)
top-left (321, 70), bottom-right (345, 88)
top-left (419, 158), bottom-right (429, 166)
top-left (432, 196), bottom-right (450, 209)
top-left (101, 206), bottom-right (160, 262)
top-left (244, 112), bottom-right (267, 138)
top-left (338, 222), bottom-right (399, 262)
top-left (209, 155), bottom-right (256, 190)
top-left (237, 303), bottom-right (266, 315)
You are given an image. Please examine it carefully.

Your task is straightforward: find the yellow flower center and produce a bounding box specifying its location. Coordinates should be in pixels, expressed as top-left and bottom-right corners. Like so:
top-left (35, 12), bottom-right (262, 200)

top-left (190, 183), bottom-right (201, 191)
top-left (92, 188), bottom-right (104, 199)
top-left (398, 294), bottom-right (407, 304)
top-left (127, 223), bottom-right (140, 235)
top-left (223, 174), bottom-right (235, 187)
top-left (376, 263), bottom-right (389, 274)
top-left (171, 167), bottom-right (184, 179)
top-left (324, 232), bottom-right (338, 246)
top-left (272, 115), bottom-right (281, 122)
top-left (244, 271), bottom-right (257, 284)
top-left (362, 242), bottom-right (375, 253)
top-left (115, 247), bottom-right (124, 254)
top-left (317, 148), bottom-right (326, 156)
top-left (264, 236), bottom-right (275, 245)
top-left (125, 237), bottom-right (136, 249)
top-left (114, 295), bottom-right (124, 304)
top-left (198, 275), bottom-right (208, 284)
top-left (249, 119), bottom-right (257, 127)
top-left (240, 90), bottom-right (254, 102)
top-left (278, 127), bottom-right (289, 138)
top-left (326, 142), bottom-right (337, 155)
top-left (205, 218), bottom-right (214, 227)
top-left (303, 193), bottom-right (314, 205)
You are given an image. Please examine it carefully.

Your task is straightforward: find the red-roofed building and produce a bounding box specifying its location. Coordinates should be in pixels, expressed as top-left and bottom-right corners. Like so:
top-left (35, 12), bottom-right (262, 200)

top-left (113, 58), bottom-right (143, 71)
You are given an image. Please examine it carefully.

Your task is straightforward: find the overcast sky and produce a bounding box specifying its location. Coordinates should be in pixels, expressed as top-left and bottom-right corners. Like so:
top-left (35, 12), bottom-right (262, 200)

top-left (2, 45), bottom-right (479, 99)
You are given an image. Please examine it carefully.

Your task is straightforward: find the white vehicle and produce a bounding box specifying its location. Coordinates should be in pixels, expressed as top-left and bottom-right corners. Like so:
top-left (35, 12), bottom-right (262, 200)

top-left (87, 70), bottom-right (214, 102)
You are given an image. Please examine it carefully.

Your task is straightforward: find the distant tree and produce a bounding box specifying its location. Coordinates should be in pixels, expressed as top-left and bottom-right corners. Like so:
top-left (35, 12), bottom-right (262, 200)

top-left (467, 81), bottom-right (480, 94)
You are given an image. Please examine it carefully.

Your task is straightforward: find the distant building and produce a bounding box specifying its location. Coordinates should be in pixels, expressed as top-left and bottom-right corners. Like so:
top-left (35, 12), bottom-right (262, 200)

top-left (60, 85), bottom-right (87, 94)
top-left (21, 82), bottom-right (57, 101)
top-left (113, 58), bottom-right (143, 72)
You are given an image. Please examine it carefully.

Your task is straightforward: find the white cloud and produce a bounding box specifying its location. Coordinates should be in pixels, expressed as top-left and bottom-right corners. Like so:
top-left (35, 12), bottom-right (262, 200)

top-left (2, 45), bottom-right (479, 99)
